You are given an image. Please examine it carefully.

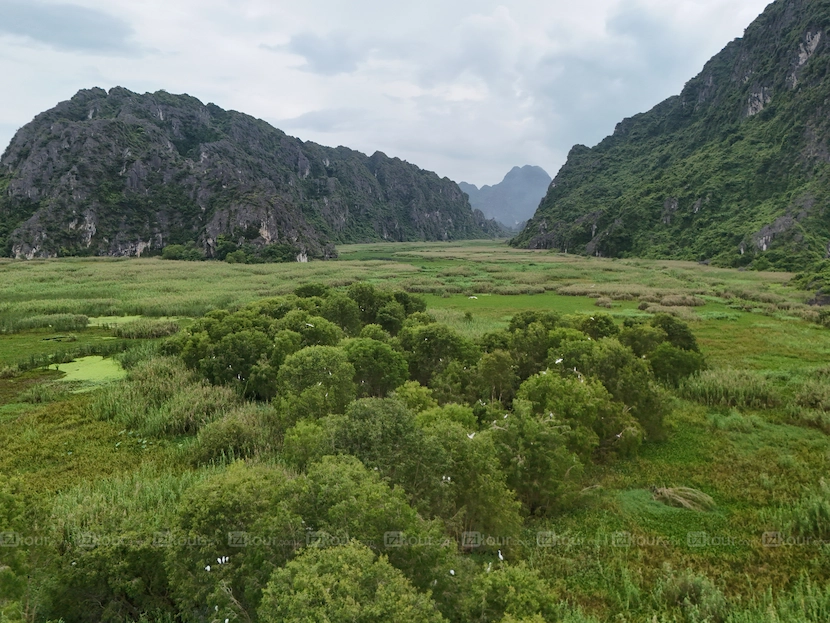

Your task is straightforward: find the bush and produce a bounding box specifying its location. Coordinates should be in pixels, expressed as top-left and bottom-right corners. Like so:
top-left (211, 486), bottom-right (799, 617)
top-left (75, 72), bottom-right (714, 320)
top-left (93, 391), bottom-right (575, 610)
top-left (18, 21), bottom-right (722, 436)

top-left (649, 342), bottom-right (707, 387)
top-left (650, 314), bottom-right (699, 352)
top-left (654, 566), bottom-right (728, 623)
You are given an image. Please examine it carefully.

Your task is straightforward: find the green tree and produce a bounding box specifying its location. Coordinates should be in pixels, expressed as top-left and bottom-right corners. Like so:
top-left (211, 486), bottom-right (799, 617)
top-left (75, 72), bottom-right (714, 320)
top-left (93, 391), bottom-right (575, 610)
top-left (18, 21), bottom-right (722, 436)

top-left (650, 313), bottom-right (700, 352)
top-left (259, 542), bottom-right (446, 623)
top-left (277, 346), bottom-right (356, 417)
top-left (490, 400), bottom-right (584, 514)
top-left (461, 563), bottom-right (560, 623)
top-left (167, 463), bottom-right (304, 623)
top-left (391, 381), bottom-right (439, 412)
top-left (398, 323), bottom-right (478, 385)
top-left (472, 349), bottom-right (517, 405)
top-left (342, 338), bottom-right (409, 397)
top-left (648, 342), bottom-right (707, 387)
top-left (321, 293), bottom-right (362, 335)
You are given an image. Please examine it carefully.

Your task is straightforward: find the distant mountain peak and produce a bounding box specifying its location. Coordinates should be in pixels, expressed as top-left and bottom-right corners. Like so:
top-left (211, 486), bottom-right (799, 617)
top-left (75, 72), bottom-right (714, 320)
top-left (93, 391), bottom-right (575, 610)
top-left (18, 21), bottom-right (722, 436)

top-left (461, 165), bottom-right (551, 228)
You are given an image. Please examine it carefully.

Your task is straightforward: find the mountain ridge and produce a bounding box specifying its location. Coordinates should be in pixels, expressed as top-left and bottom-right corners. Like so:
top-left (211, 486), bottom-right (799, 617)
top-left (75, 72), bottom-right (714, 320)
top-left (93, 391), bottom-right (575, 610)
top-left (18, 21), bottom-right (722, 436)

top-left (512, 0), bottom-right (830, 271)
top-left (0, 87), bottom-right (500, 259)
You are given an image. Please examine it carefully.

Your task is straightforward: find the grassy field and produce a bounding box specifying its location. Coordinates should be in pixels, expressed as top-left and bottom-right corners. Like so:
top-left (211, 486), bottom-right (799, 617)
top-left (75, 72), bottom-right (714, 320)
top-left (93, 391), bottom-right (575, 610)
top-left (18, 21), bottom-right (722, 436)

top-left (0, 240), bottom-right (828, 622)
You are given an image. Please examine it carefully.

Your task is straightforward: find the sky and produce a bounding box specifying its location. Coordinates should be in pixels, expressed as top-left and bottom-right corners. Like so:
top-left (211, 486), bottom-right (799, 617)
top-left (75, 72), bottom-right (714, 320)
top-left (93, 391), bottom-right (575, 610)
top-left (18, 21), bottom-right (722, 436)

top-left (0, 0), bottom-right (772, 187)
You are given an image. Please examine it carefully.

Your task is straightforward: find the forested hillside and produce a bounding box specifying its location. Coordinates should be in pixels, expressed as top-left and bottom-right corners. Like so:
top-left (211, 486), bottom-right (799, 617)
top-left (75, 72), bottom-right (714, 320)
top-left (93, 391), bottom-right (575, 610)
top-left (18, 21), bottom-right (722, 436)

top-left (514, 0), bottom-right (830, 271)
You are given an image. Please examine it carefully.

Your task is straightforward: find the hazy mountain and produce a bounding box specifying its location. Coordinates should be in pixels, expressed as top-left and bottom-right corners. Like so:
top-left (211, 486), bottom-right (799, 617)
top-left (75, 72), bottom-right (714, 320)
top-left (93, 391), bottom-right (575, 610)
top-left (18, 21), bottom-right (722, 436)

top-left (0, 87), bottom-right (500, 259)
top-left (460, 165), bottom-right (551, 229)
top-left (513, 0), bottom-right (830, 271)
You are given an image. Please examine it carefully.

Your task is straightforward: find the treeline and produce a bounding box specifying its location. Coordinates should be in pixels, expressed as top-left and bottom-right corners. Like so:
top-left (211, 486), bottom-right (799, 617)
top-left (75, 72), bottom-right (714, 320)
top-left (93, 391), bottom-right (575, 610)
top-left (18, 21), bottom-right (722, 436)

top-left (1, 284), bottom-right (708, 623)
top-left (161, 236), bottom-right (303, 263)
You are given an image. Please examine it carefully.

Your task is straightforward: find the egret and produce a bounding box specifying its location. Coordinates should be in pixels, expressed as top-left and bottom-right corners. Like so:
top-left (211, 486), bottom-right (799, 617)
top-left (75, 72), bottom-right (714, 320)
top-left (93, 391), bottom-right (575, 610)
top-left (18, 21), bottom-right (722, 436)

top-left (467, 432), bottom-right (476, 439)
top-left (498, 550), bottom-right (504, 561)
top-left (205, 565), bottom-right (211, 572)
top-left (449, 569), bottom-right (455, 576)
top-left (555, 358), bottom-right (563, 364)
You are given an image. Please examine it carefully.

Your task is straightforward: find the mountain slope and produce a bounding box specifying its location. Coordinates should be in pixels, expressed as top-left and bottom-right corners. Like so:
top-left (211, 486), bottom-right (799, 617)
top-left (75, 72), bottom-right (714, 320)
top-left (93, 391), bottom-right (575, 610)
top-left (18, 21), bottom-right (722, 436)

top-left (513, 0), bottom-right (830, 270)
top-left (0, 88), bottom-right (498, 259)
top-left (459, 165), bottom-right (551, 228)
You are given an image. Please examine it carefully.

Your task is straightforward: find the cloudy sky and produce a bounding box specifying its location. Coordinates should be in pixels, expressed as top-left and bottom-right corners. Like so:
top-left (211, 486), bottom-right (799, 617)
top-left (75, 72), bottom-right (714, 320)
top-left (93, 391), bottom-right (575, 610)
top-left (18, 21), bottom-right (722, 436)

top-left (0, 0), bottom-right (771, 187)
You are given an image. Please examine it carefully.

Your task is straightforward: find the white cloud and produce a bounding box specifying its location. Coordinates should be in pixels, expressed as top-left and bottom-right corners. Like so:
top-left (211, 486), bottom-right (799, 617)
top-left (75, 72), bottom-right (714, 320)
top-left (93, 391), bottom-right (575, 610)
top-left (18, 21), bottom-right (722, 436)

top-left (0, 0), bottom-right (772, 186)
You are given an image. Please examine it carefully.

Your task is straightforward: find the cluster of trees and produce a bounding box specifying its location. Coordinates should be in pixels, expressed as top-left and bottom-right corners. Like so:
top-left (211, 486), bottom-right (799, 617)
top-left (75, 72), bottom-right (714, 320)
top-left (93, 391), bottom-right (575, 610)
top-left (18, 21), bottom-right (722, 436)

top-left (161, 236), bottom-right (301, 263)
top-left (2, 284), bottom-right (707, 623)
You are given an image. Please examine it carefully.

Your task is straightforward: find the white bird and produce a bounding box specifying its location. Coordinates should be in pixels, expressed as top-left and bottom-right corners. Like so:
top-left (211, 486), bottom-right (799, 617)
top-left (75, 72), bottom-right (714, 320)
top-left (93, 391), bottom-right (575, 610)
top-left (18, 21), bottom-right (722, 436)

top-left (498, 550), bottom-right (504, 561)
top-left (449, 569), bottom-right (455, 576)
top-left (467, 432), bottom-right (476, 439)
top-left (205, 565), bottom-right (211, 572)
top-left (486, 562), bottom-right (492, 573)
top-left (555, 358), bottom-right (564, 364)
top-left (305, 323), bottom-right (315, 327)
top-left (503, 414), bottom-right (509, 419)
top-left (469, 296), bottom-right (478, 300)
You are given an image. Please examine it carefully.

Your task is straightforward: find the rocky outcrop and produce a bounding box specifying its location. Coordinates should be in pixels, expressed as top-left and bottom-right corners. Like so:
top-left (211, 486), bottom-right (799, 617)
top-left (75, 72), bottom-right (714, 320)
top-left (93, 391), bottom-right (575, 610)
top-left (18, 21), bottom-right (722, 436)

top-left (513, 0), bottom-right (830, 270)
top-left (0, 87), bottom-right (498, 258)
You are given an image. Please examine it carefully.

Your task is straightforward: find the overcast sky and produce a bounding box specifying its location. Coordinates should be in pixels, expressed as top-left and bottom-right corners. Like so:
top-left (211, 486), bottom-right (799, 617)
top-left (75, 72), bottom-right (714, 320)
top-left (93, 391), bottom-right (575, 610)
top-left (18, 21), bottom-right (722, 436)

top-left (0, 0), bottom-right (771, 187)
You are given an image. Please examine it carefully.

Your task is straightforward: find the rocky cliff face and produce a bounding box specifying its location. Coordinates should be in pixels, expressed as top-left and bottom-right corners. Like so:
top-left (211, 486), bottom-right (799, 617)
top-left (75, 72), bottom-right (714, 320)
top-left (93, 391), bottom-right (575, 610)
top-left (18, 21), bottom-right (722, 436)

top-left (0, 87), bottom-right (498, 259)
top-left (460, 165), bottom-right (551, 228)
top-left (513, 0), bottom-right (830, 270)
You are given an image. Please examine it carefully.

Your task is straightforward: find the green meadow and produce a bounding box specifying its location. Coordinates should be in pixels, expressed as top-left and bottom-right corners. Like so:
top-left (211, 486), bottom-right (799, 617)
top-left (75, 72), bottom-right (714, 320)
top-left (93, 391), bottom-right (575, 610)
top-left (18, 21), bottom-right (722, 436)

top-left (1, 240), bottom-right (828, 622)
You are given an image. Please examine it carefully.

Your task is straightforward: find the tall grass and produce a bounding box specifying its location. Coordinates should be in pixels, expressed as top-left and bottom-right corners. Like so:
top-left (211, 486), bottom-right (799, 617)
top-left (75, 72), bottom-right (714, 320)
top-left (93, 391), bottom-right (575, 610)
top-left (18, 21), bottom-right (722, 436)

top-left (50, 465), bottom-right (215, 538)
top-left (0, 313), bottom-right (89, 334)
top-left (764, 480), bottom-right (830, 541)
top-left (680, 369), bottom-right (781, 409)
top-left (17, 340), bottom-right (130, 371)
top-left (114, 319), bottom-right (181, 339)
top-left (725, 580), bottom-right (830, 622)
top-left (91, 356), bottom-right (239, 437)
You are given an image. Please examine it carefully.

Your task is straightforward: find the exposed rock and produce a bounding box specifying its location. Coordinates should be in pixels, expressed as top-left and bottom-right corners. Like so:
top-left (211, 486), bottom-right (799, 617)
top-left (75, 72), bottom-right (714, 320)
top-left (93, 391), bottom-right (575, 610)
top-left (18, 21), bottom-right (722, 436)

top-left (0, 88), bottom-right (499, 258)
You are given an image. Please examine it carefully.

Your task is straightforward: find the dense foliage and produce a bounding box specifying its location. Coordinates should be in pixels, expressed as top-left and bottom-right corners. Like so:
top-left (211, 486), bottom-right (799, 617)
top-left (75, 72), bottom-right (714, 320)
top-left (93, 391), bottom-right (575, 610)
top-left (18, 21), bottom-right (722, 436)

top-left (513, 0), bottom-right (830, 272)
top-left (0, 283), bottom-right (711, 623)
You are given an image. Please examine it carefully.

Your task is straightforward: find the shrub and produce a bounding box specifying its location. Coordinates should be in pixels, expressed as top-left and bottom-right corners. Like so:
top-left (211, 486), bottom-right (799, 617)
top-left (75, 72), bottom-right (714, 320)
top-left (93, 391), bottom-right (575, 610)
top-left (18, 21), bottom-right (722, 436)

top-left (18, 382), bottom-right (67, 404)
top-left (649, 342), bottom-right (707, 387)
top-left (653, 566), bottom-right (728, 623)
top-left (650, 314), bottom-right (699, 352)
top-left (651, 487), bottom-right (716, 512)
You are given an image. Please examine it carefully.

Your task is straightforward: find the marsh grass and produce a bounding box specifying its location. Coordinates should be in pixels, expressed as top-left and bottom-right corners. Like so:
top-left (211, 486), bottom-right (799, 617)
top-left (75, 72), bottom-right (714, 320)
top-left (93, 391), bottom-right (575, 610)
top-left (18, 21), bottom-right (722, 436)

top-left (680, 370), bottom-right (781, 409)
top-left (764, 479), bottom-right (830, 540)
top-left (0, 313), bottom-right (89, 334)
top-left (18, 382), bottom-right (68, 404)
top-left (91, 356), bottom-right (239, 437)
top-left (114, 319), bottom-right (181, 339)
top-left (50, 465), bottom-right (216, 537)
